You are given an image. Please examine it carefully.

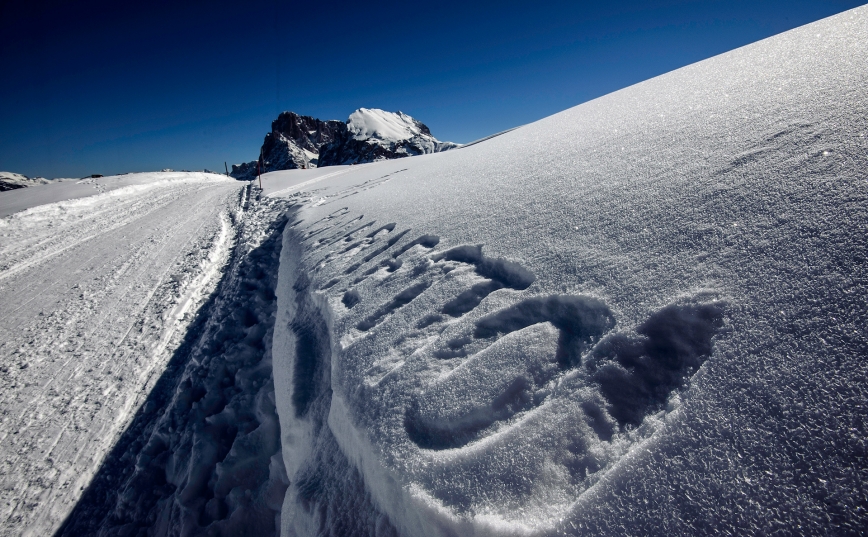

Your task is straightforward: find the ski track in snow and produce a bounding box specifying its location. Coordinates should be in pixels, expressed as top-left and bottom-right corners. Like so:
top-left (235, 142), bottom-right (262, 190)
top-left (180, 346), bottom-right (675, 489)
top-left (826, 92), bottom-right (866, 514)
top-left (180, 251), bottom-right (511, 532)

top-left (0, 175), bottom-right (243, 536)
top-left (57, 188), bottom-right (292, 537)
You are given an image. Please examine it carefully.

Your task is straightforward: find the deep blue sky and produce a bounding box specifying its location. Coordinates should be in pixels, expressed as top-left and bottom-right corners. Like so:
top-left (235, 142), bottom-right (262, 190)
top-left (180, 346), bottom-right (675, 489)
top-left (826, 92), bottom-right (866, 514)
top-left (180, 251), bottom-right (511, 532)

top-left (1, 0), bottom-right (862, 178)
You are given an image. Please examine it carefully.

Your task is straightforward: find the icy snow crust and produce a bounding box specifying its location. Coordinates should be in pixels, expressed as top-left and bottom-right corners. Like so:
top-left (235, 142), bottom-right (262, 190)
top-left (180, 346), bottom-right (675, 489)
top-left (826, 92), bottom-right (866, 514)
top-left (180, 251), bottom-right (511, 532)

top-left (268, 9), bottom-right (868, 536)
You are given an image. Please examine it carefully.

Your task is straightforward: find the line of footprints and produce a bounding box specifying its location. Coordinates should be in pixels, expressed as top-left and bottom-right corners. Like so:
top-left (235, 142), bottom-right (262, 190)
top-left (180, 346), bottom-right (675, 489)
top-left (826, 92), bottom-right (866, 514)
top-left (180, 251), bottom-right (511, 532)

top-left (296, 208), bottom-right (724, 451)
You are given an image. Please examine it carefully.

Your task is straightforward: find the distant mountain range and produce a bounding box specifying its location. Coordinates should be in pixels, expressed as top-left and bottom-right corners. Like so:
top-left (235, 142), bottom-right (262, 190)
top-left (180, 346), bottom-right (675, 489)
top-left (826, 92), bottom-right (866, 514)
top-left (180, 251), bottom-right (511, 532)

top-left (0, 172), bottom-right (48, 192)
top-left (231, 108), bottom-right (459, 180)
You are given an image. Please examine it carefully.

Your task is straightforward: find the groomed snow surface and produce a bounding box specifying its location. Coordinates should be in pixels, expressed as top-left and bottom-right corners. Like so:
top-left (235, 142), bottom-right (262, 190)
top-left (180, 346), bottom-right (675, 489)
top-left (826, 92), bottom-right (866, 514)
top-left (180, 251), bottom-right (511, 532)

top-left (1, 173), bottom-right (298, 536)
top-left (1, 6), bottom-right (866, 537)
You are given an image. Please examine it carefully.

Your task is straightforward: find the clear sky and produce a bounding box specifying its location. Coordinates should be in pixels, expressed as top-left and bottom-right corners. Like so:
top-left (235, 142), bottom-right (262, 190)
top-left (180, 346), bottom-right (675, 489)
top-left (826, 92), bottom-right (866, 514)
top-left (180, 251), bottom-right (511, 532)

top-left (1, 0), bottom-right (863, 178)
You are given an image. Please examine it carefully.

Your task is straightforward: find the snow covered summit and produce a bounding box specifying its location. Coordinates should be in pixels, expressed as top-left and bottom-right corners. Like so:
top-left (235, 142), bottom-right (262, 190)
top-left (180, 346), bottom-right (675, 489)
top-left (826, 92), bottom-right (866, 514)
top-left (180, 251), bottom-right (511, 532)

top-left (318, 108), bottom-right (460, 166)
top-left (347, 108), bottom-right (435, 141)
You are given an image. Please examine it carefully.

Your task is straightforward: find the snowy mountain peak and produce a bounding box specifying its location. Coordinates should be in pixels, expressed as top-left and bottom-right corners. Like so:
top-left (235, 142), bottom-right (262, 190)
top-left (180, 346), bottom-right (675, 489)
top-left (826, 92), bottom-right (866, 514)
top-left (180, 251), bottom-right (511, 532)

top-left (231, 109), bottom-right (459, 179)
top-left (318, 109), bottom-right (460, 166)
top-left (347, 108), bottom-right (432, 142)
top-left (0, 171), bottom-right (49, 191)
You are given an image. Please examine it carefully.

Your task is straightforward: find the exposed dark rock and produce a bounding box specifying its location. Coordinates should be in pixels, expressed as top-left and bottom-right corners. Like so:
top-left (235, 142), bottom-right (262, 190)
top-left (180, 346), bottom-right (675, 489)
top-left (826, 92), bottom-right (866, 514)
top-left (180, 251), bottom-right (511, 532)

top-left (231, 109), bottom-right (459, 180)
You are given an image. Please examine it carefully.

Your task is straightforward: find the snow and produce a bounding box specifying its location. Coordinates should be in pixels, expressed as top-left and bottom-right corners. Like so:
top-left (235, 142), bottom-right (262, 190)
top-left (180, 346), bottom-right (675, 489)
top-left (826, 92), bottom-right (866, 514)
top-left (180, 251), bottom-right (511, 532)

top-left (1, 6), bottom-right (866, 537)
top-left (0, 172), bottom-right (225, 218)
top-left (0, 172), bottom-right (251, 535)
top-left (265, 7), bottom-right (868, 536)
top-left (258, 165), bottom-right (357, 198)
top-left (0, 180), bottom-right (95, 218)
top-left (57, 189), bottom-right (292, 536)
top-left (347, 108), bottom-right (430, 142)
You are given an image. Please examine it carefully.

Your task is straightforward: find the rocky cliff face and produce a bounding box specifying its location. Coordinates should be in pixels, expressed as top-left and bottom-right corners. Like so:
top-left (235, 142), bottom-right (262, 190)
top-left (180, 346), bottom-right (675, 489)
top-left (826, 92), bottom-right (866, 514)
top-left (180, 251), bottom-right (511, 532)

top-left (232, 112), bottom-right (344, 180)
top-left (261, 112), bottom-right (345, 170)
top-left (231, 109), bottom-right (458, 180)
top-left (318, 108), bottom-right (459, 166)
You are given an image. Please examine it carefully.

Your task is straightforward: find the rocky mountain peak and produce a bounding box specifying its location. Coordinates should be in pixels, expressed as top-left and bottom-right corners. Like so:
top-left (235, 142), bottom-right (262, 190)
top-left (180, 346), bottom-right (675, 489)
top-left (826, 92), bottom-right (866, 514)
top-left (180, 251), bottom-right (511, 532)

top-left (270, 112), bottom-right (345, 155)
top-left (231, 108), bottom-right (459, 180)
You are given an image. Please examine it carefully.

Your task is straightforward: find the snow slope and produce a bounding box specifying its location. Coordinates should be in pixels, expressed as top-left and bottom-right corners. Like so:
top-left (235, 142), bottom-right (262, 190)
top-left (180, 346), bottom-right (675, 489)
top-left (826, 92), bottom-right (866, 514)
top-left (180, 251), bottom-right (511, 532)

top-left (0, 172), bottom-right (245, 535)
top-left (266, 7), bottom-right (868, 536)
top-left (347, 109), bottom-right (441, 146)
top-left (345, 108), bottom-right (459, 154)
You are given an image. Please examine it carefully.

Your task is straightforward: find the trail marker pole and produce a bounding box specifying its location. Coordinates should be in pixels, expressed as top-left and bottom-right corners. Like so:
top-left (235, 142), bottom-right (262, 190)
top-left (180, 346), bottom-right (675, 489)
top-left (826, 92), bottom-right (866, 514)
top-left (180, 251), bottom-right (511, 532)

top-left (258, 149), bottom-right (263, 190)
top-left (224, 162), bottom-right (229, 176)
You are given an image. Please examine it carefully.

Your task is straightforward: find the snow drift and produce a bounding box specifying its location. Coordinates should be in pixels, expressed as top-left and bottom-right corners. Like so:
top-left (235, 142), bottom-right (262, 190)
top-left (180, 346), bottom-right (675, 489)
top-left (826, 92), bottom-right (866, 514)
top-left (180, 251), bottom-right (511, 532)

top-left (265, 7), bottom-right (867, 536)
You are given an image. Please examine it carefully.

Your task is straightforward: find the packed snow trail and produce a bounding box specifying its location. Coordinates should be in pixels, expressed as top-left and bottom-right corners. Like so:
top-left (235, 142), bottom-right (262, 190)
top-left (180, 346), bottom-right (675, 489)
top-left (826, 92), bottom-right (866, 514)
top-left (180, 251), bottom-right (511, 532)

top-left (264, 8), bottom-right (868, 537)
top-left (0, 173), bottom-right (242, 536)
top-left (57, 193), bottom-right (292, 536)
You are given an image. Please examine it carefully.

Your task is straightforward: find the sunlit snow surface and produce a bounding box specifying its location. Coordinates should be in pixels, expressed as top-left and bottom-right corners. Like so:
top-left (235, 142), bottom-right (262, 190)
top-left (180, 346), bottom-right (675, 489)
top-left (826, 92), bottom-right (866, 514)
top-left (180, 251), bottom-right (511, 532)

top-left (263, 8), bottom-right (868, 536)
top-left (0, 173), bottom-right (247, 535)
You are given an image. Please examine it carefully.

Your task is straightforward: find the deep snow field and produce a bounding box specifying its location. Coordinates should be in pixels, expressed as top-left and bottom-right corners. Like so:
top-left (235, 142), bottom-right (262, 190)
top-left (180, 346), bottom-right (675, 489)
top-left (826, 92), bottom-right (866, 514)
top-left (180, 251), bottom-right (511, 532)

top-left (1, 6), bottom-right (867, 537)
top-left (263, 8), bottom-right (868, 535)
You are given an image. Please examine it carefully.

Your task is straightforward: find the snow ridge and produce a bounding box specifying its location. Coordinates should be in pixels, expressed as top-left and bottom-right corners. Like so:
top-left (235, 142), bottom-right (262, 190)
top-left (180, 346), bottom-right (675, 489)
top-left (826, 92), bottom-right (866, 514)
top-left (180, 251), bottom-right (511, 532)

top-left (273, 207), bottom-right (400, 535)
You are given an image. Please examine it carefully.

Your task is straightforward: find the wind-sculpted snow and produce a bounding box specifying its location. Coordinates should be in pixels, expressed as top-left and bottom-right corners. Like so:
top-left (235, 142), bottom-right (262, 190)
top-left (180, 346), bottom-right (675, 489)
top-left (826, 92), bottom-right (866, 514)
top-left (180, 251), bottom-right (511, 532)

top-left (267, 8), bottom-right (868, 536)
top-left (273, 207), bottom-right (402, 535)
top-left (274, 215), bottom-right (726, 534)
